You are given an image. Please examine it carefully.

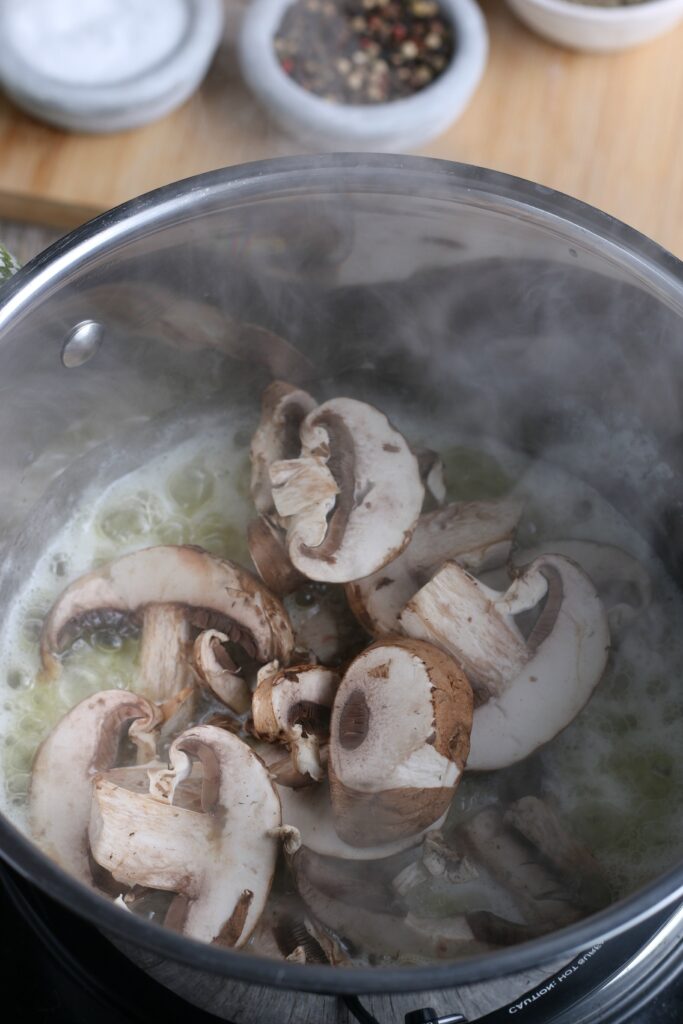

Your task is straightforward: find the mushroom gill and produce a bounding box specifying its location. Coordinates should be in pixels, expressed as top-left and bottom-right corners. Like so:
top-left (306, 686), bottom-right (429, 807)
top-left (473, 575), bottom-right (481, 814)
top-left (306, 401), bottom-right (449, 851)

top-left (29, 690), bottom-right (160, 884)
top-left (40, 545), bottom-right (295, 701)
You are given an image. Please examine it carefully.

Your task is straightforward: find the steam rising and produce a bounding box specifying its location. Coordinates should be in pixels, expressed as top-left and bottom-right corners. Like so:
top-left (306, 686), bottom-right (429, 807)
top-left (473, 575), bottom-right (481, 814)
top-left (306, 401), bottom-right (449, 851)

top-left (0, 160), bottom-right (683, 963)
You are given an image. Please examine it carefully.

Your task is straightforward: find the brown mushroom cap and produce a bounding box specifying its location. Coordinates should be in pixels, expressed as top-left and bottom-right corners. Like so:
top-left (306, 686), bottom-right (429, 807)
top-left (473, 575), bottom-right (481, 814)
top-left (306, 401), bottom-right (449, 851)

top-left (275, 777), bottom-right (445, 860)
top-left (247, 514), bottom-right (306, 596)
top-left (250, 381), bottom-right (317, 515)
top-left (328, 637), bottom-right (473, 847)
top-left (29, 690), bottom-right (160, 884)
top-left (40, 545), bottom-right (294, 681)
top-left (401, 555), bottom-right (610, 770)
top-left (271, 398), bottom-right (424, 584)
top-left (346, 499), bottom-right (522, 637)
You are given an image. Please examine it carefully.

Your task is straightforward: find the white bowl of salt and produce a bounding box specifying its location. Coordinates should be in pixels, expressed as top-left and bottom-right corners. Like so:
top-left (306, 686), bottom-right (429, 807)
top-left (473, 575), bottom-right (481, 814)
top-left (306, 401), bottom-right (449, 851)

top-left (0, 0), bottom-right (224, 133)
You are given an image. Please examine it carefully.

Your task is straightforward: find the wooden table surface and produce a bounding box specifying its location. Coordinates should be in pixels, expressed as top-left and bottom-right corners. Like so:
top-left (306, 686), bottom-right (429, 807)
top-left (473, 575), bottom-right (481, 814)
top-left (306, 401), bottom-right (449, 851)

top-left (1, 1), bottom-right (683, 257)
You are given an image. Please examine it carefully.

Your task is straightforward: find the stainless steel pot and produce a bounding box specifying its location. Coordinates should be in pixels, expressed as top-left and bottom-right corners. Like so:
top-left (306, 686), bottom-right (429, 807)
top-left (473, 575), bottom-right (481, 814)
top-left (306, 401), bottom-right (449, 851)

top-left (0, 155), bottom-right (682, 1023)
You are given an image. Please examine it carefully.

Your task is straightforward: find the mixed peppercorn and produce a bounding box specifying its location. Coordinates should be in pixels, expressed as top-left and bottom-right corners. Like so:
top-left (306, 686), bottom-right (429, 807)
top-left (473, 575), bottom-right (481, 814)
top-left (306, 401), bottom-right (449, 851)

top-left (274, 0), bottom-right (455, 105)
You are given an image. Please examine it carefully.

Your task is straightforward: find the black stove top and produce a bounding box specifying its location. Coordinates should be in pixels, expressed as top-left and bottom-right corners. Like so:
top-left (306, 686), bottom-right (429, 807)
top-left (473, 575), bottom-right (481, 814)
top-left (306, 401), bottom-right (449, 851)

top-left (1, 862), bottom-right (682, 1024)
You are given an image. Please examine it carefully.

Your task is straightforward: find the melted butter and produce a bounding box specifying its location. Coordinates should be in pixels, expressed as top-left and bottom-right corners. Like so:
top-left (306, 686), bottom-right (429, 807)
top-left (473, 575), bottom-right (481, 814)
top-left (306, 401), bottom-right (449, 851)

top-left (0, 411), bottom-right (682, 928)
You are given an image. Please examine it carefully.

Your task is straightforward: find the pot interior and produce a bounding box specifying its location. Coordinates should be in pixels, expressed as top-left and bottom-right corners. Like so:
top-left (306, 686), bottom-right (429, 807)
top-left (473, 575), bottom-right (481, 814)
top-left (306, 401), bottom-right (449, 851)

top-left (0, 158), bottom-right (682, 982)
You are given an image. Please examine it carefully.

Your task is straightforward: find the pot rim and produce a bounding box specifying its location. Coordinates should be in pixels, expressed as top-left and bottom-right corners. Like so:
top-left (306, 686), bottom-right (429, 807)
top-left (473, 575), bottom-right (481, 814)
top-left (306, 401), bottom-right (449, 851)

top-left (1, 153), bottom-right (683, 995)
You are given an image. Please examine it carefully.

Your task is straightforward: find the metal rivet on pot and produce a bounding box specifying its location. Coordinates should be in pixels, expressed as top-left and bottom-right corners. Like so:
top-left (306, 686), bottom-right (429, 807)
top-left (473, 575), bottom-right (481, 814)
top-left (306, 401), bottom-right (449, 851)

top-left (61, 320), bottom-right (104, 368)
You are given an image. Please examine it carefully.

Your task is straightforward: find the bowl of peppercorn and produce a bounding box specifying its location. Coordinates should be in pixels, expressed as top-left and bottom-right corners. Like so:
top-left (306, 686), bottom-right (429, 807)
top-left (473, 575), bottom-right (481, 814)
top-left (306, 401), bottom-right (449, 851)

top-left (238, 0), bottom-right (488, 151)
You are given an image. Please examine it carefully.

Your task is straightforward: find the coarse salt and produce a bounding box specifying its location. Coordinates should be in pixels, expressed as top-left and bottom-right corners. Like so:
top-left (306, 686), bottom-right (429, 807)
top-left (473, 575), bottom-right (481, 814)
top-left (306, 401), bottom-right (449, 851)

top-left (4, 0), bottom-right (188, 87)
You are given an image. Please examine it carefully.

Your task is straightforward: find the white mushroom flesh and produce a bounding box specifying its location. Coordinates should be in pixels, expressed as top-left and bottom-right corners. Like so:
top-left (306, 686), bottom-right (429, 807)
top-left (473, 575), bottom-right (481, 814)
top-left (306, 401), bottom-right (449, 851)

top-left (90, 778), bottom-right (212, 895)
top-left (271, 398), bottom-right (424, 583)
top-left (193, 629), bottom-right (251, 714)
top-left (252, 661), bottom-right (340, 782)
top-left (402, 555), bottom-right (610, 770)
top-left (138, 604), bottom-right (193, 701)
top-left (329, 638), bottom-right (473, 846)
top-left (147, 726), bottom-right (281, 945)
top-left (400, 561), bottom-right (529, 701)
top-left (250, 380), bottom-right (317, 515)
top-left (346, 498), bottom-right (522, 636)
top-left (29, 690), bottom-right (159, 883)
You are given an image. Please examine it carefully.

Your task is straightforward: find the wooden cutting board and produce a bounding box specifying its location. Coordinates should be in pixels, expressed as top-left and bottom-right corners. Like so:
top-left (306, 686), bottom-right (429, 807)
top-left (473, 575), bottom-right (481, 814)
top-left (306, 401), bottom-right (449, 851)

top-left (2, 1), bottom-right (683, 257)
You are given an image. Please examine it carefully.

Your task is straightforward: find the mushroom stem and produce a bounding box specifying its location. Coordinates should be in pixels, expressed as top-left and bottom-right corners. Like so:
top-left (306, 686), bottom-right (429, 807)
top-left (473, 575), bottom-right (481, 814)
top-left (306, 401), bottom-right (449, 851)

top-left (147, 726), bottom-right (281, 945)
top-left (401, 555), bottom-right (610, 770)
top-left (400, 562), bottom-right (528, 701)
top-left (250, 380), bottom-right (318, 515)
top-left (90, 779), bottom-right (212, 896)
top-left (270, 453), bottom-right (340, 548)
top-left (346, 499), bottom-right (523, 638)
top-left (139, 604), bottom-right (193, 702)
top-left (252, 661), bottom-right (340, 784)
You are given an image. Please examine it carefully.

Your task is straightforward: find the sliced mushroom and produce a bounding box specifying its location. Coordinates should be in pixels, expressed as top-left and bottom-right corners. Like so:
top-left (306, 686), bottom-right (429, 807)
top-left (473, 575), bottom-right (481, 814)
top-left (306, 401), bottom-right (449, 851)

top-left (413, 446), bottom-right (447, 506)
top-left (280, 825), bottom-right (414, 912)
top-left (346, 499), bottom-right (522, 637)
top-left (511, 540), bottom-right (651, 633)
top-left (401, 555), bottom-right (610, 770)
top-left (252, 661), bottom-right (340, 781)
top-left (256, 739), bottom-right (329, 789)
top-left (247, 514), bottom-right (306, 596)
top-left (138, 604), bottom-right (194, 701)
top-left (400, 561), bottom-right (530, 703)
top-left (90, 777), bottom-right (214, 897)
top-left (29, 690), bottom-right (160, 884)
top-left (329, 638), bottom-right (473, 846)
top-left (250, 380), bottom-right (317, 515)
top-left (40, 546), bottom-right (295, 700)
top-left (459, 806), bottom-right (582, 929)
top-left (279, 826), bottom-right (481, 960)
top-left (193, 630), bottom-right (251, 714)
top-left (270, 398), bottom-right (424, 583)
top-left (276, 776), bottom-right (441, 860)
top-left (93, 726), bottom-right (280, 945)
top-left (504, 796), bottom-right (609, 911)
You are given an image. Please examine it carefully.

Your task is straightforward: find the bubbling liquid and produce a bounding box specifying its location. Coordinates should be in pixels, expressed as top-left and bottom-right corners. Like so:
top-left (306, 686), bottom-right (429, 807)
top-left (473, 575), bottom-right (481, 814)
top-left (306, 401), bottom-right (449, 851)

top-left (1, 408), bottom-right (682, 952)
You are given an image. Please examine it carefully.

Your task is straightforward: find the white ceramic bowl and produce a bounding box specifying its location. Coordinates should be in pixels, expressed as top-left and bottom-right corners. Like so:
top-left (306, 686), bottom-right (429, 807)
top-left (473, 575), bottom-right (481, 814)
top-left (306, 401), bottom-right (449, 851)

top-left (0, 0), bottom-right (223, 133)
top-left (506, 0), bottom-right (683, 52)
top-left (238, 0), bottom-right (488, 151)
